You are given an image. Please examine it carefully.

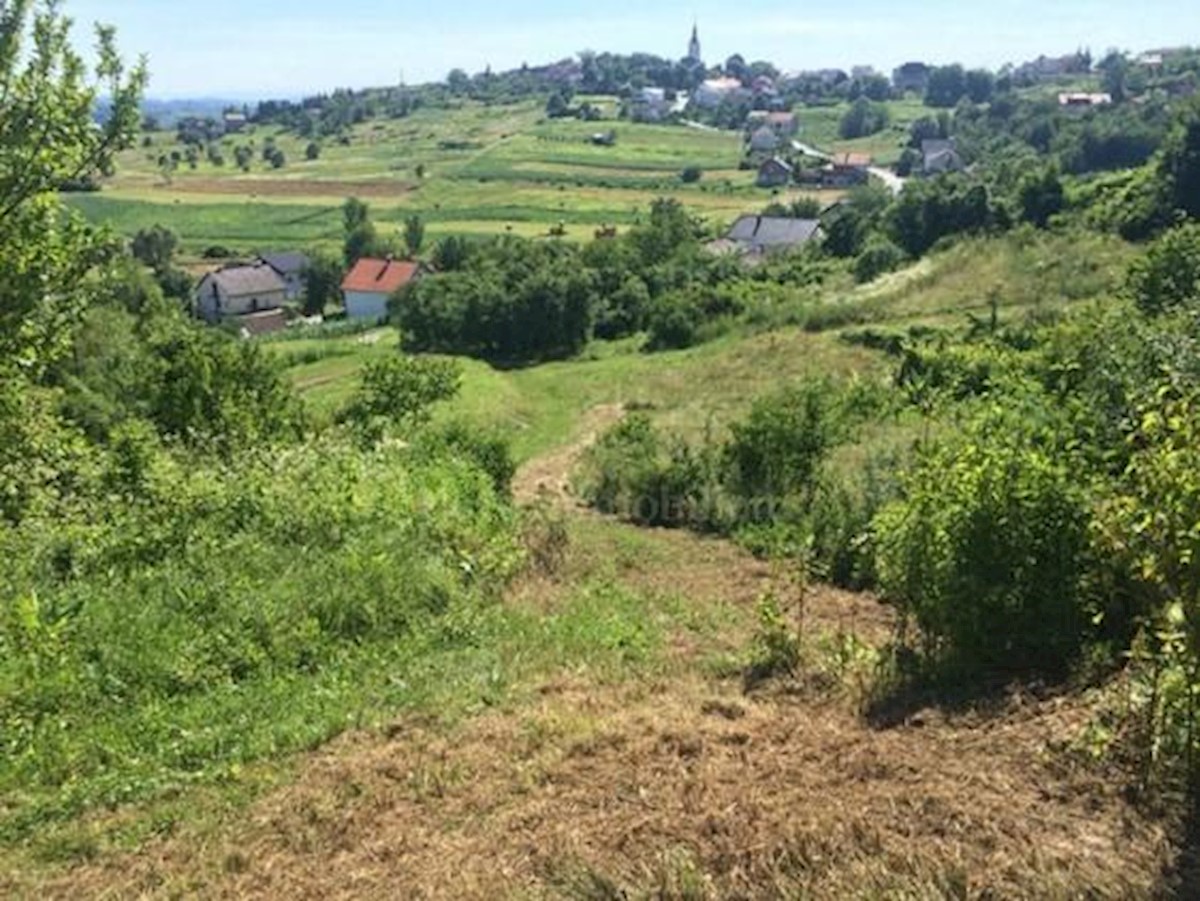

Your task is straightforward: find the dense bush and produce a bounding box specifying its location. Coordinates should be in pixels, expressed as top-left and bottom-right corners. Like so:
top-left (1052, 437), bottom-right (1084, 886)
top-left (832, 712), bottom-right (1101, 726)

top-left (725, 381), bottom-right (838, 516)
top-left (874, 409), bottom-right (1094, 677)
top-left (853, 237), bottom-right (906, 284)
top-left (0, 440), bottom-right (520, 834)
top-left (1126, 224), bottom-right (1200, 316)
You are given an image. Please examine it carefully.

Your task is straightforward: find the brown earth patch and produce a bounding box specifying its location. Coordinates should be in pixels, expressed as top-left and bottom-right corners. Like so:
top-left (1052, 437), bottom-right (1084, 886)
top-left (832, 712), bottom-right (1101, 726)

top-left (35, 677), bottom-right (1172, 899)
top-left (145, 178), bottom-right (417, 199)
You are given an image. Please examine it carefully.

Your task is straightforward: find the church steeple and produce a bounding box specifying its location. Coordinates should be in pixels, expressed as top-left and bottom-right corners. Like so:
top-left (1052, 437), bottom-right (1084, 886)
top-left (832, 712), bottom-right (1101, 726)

top-left (687, 22), bottom-right (702, 63)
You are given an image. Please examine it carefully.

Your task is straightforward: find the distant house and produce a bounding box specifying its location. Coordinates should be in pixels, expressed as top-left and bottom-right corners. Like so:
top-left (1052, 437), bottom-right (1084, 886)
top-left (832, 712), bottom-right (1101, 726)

top-left (1014, 54), bottom-right (1085, 82)
top-left (823, 152), bottom-right (872, 187)
top-left (195, 263), bottom-right (287, 324)
top-left (717, 215), bottom-right (823, 256)
top-left (258, 251), bottom-right (310, 301)
top-left (748, 126), bottom-right (781, 154)
top-left (631, 87), bottom-right (669, 122)
top-left (341, 257), bottom-right (422, 322)
top-left (921, 139), bottom-right (965, 175)
top-left (892, 62), bottom-right (932, 94)
top-left (693, 77), bottom-right (747, 109)
top-left (751, 74), bottom-right (777, 96)
top-left (764, 112), bottom-right (798, 137)
top-left (756, 157), bottom-right (793, 188)
top-left (223, 112), bottom-right (247, 134)
top-left (1058, 92), bottom-right (1114, 109)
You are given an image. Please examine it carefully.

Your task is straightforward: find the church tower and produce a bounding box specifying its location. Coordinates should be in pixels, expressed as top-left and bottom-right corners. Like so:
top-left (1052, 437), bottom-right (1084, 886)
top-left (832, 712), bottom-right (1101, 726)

top-left (687, 23), bottom-right (702, 63)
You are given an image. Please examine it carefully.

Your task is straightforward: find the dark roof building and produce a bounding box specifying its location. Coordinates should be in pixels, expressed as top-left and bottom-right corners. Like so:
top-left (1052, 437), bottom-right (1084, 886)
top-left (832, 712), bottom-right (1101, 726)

top-left (726, 215), bottom-right (823, 252)
top-left (259, 251), bottom-right (311, 300)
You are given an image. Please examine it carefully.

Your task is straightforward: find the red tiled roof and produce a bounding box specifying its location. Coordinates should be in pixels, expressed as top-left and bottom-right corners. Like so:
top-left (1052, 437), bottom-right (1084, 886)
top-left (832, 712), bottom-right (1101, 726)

top-left (832, 152), bottom-right (872, 168)
top-left (341, 258), bottom-right (421, 295)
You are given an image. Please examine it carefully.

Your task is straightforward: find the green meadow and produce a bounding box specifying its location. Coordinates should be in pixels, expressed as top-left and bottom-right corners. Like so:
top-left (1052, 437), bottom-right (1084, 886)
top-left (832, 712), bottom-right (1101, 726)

top-left (67, 97), bottom-right (904, 252)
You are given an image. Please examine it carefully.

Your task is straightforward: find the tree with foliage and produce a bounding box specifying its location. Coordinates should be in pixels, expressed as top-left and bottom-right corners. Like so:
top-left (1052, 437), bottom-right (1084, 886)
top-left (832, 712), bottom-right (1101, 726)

top-left (130, 225), bottom-right (179, 273)
top-left (839, 97), bottom-right (890, 139)
top-left (302, 249), bottom-right (345, 316)
top-left (964, 69), bottom-right (995, 104)
top-left (339, 355), bottom-right (461, 444)
top-left (1159, 98), bottom-right (1200, 222)
top-left (342, 196), bottom-right (388, 266)
top-left (432, 234), bottom-right (470, 271)
top-left (725, 381), bottom-right (837, 513)
top-left (404, 214), bottom-right (425, 257)
top-left (1018, 165), bottom-right (1065, 228)
top-left (1126, 224), bottom-right (1200, 316)
top-left (925, 64), bottom-right (968, 108)
top-left (874, 409), bottom-right (1093, 677)
top-left (0, 0), bottom-right (146, 375)
top-left (305, 141), bottom-right (321, 161)
top-left (233, 144), bottom-right (253, 171)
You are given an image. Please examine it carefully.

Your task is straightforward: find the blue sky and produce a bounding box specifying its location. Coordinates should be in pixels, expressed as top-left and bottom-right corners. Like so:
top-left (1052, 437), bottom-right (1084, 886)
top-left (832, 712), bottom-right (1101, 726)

top-left (69, 0), bottom-right (1200, 99)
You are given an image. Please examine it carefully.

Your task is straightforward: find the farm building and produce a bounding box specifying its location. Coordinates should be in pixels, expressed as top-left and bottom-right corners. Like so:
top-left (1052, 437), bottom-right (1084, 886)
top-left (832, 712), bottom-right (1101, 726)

top-left (693, 76), bottom-right (748, 109)
top-left (341, 257), bottom-right (422, 322)
top-left (195, 263), bottom-right (287, 324)
top-left (748, 126), bottom-right (781, 154)
top-left (921, 139), bottom-right (965, 175)
top-left (823, 152), bottom-right (872, 187)
top-left (1058, 92), bottom-right (1114, 109)
top-left (259, 251), bottom-right (310, 301)
top-left (756, 157), bottom-right (793, 188)
top-left (631, 87), bottom-right (669, 122)
top-left (707, 215), bottom-right (823, 261)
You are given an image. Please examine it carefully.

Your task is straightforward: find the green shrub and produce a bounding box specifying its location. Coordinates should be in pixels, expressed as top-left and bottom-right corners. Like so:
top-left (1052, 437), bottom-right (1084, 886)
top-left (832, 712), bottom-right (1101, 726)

top-left (725, 380), bottom-right (837, 517)
top-left (853, 237), bottom-right (905, 284)
top-left (1126, 223), bottom-right (1200, 316)
top-left (644, 292), bottom-right (702, 351)
top-left (874, 424), bottom-right (1093, 677)
top-left (0, 439), bottom-right (520, 836)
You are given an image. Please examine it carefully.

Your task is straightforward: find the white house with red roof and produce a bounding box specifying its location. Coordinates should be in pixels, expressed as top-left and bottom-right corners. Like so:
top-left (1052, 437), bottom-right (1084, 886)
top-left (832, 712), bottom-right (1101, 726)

top-left (340, 257), bottom-right (422, 322)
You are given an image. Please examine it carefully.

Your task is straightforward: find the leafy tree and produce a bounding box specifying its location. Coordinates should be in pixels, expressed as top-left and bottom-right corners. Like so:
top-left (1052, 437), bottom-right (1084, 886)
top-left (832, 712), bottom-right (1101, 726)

top-left (0, 0), bottom-right (146, 375)
top-left (130, 225), bottom-right (179, 273)
top-left (1098, 51), bottom-right (1129, 102)
top-left (854, 236), bottom-right (905, 283)
top-left (1159, 98), bottom-right (1200, 222)
top-left (404, 214), bottom-right (425, 257)
top-left (446, 68), bottom-right (471, 94)
top-left (343, 196), bottom-right (370, 232)
top-left (1018, 165), bottom-right (1065, 228)
top-left (339, 355), bottom-right (461, 443)
top-left (925, 64), bottom-right (967, 108)
top-left (725, 380), bottom-right (837, 512)
top-left (233, 144), bottom-right (253, 171)
top-left (305, 141), bottom-right (321, 161)
top-left (839, 97), bottom-right (890, 139)
top-left (964, 69), bottom-right (995, 104)
top-left (432, 235), bottom-right (470, 271)
top-left (302, 249), bottom-right (344, 316)
top-left (874, 413), bottom-right (1093, 677)
top-left (545, 90), bottom-right (571, 118)
top-left (1126, 224), bottom-right (1200, 316)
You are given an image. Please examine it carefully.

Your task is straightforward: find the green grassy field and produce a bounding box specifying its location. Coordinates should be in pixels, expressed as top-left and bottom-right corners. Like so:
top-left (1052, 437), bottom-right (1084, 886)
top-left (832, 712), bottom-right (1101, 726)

top-left (70, 98), bottom-right (852, 253)
top-left (273, 228), bottom-right (1135, 462)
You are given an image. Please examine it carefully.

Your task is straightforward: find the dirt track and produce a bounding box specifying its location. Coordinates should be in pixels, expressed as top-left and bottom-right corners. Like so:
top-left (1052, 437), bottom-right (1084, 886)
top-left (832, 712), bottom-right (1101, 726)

top-left (511, 403), bottom-right (626, 506)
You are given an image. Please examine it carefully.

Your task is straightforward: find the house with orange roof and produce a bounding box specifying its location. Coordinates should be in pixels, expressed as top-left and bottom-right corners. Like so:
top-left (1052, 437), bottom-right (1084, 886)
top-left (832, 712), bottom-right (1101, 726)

top-left (341, 257), bottom-right (423, 322)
